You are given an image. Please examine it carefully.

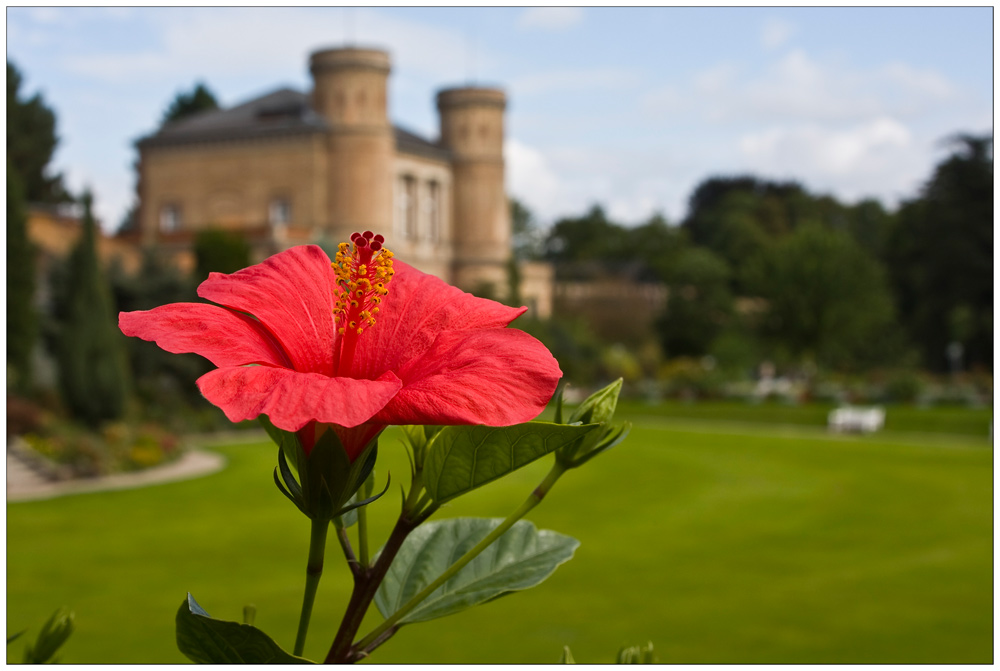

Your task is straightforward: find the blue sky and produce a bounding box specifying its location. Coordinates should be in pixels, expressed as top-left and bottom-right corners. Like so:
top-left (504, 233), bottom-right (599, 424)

top-left (7, 6), bottom-right (993, 232)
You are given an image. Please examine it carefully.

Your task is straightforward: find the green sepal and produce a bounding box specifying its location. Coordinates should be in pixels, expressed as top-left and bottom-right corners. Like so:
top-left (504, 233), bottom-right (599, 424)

top-left (568, 377), bottom-right (622, 425)
top-left (176, 593), bottom-right (313, 664)
top-left (261, 416), bottom-right (383, 522)
top-left (400, 424), bottom-right (444, 473)
top-left (335, 471), bottom-right (391, 518)
top-left (554, 384), bottom-right (566, 424)
top-left (273, 449), bottom-right (309, 516)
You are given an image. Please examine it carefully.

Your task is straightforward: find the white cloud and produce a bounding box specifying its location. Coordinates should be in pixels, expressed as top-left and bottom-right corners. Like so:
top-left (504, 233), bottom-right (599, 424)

top-left (506, 139), bottom-right (695, 225)
top-left (738, 117), bottom-right (924, 202)
top-left (66, 8), bottom-right (474, 86)
top-left (28, 7), bottom-right (63, 24)
top-left (517, 7), bottom-right (583, 32)
top-left (505, 138), bottom-right (567, 221)
top-left (686, 49), bottom-right (959, 125)
top-left (760, 18), bottom-right (795, 50)
top-left (694, 62), bottom-right (739, 94)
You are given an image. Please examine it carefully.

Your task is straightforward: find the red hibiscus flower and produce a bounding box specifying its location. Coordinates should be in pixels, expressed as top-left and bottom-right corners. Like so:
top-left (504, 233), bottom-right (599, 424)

top-left (118, 235), bottom-right (561, 461)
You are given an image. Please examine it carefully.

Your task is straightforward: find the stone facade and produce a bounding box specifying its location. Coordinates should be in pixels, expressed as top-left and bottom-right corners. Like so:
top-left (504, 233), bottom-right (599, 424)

top-left (129, 45), bottom-right (551, 317)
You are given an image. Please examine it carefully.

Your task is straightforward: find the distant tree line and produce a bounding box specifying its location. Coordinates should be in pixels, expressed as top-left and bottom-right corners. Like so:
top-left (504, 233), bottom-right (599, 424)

top-left (517, 133), bottom-right (993, 375)
top-left (7, 61), bottom-right (250, 429)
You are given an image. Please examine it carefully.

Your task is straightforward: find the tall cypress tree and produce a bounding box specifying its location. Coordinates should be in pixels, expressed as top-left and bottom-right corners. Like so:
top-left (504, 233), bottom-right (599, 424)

top-left (7, 157), bottom-right (37, 392)
top-left (56, 191), bottom-right (129, 426)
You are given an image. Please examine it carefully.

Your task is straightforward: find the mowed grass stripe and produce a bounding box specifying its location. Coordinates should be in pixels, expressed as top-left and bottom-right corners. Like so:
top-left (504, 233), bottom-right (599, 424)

top-left (6, 416), bottom-right (992, 664)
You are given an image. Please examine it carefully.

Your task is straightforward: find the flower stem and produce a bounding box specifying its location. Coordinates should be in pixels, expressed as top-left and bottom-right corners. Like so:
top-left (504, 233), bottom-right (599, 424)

top-left (357, 480), bottom-right (373, 567)
top-left (324, 515), bottom-right (418, 663)
top-left (335, 524), bottom-right (360, 577)
top-left (351, 461), bottom-right (567, 657)
top-left (294, 517), bottom-right (329, 657)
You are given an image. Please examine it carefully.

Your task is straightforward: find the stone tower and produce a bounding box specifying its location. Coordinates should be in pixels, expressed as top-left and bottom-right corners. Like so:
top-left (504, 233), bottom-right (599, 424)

top-left (309, 47), bottom-right (394, 241)
top-left (436, 87), bottom-right (511, 294)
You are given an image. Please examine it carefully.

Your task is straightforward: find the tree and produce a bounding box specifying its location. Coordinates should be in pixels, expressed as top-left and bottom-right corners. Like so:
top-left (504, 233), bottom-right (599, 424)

top-left (655, 247), bottom-right (734, 359)
top-left (110, 248), bottom-right (208, 411)
top-left (682, 176), bottom-right (805, 249)
top-left (193, 228), bottom-right (251, 282)
top-left (745, 224), bottom-right (899, 370)
top-left (621, 212), bottom-right (687, 283)
top-left (55, 191), bottom-right (130, 426)
top-left (7, 159), bottom-right (37, 391)
top-left (7, 61), bottom-right (68, 203)
top-left (544, 205), bottom-right (630, 267)
top-left (510, 197), bottom-right (544, 261)
top-left (885, 134), bottom-right (993, 371)
top-left (162, 82), bottom-right (219, 123)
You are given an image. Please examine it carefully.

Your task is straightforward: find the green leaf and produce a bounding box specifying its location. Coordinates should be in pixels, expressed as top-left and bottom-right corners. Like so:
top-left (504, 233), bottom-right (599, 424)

top-left (374, 518), bottom-right (579, 625)
top-left (423, 422), bottom-right (597, 505)
top-left (176, 594), bottom-right (312, 664)
top-left (559, 645), bottom-right (576, 664)
top-left (7, 630), bottom-right (26, 645)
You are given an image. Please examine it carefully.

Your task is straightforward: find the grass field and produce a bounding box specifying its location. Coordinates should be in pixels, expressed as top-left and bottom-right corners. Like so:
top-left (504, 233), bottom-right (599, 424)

top-left (6, 403), bottom-right (992, 664)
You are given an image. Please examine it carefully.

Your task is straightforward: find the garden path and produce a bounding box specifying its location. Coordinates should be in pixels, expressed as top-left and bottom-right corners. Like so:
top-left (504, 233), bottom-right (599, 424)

top-left (6, 440), bottom-right (228, 503)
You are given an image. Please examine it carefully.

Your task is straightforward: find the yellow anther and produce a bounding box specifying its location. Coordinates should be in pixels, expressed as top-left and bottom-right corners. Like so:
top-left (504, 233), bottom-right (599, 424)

top-left (331, 234), bottom-right (394, 340)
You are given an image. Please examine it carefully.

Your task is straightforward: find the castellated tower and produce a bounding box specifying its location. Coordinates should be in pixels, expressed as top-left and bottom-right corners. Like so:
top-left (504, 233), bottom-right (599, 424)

top-left (436, 87), bottom-right (512, 296)
top-left (310, 47), bottom-right (394, 241)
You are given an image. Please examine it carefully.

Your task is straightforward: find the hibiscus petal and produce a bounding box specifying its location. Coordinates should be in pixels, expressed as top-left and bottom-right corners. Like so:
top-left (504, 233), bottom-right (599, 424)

top-left (352, 261), bottom-right (527, 379)
top-left (119, 304), bottom-right (290, 368)
top-left (197, 245), bottom-right (336, 376)
top-left (372, 329), bottom-right (561, 426)
top-left (198, 366), bottom-right (403, 432)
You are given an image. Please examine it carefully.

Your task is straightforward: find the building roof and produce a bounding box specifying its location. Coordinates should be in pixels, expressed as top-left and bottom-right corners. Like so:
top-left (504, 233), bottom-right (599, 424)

top-left (137, 87), bottom-right (451, 161)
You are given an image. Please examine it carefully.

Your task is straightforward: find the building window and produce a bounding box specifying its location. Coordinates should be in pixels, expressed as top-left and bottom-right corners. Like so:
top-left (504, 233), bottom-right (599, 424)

top-left (400, 175), bottom-right (417, 240)
top-left (269, 198), bottom-right (292, 228)
top-left (427, 180), bottom-right (440, 242)
top-left (160, 203), bottom-right (181, 233)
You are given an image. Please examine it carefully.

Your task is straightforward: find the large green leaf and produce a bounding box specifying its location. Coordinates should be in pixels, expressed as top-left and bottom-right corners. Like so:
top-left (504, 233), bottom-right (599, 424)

top-left (422, 423), bottom-right (596, 505)
top-left (374, 518), bottom-right (579, 625)
top-left (176, 594), bottom-right (312, 664)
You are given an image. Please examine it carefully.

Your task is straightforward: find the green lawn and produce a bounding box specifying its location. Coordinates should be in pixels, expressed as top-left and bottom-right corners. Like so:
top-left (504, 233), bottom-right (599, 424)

top-left (6, 406), bottom-right (992, 664)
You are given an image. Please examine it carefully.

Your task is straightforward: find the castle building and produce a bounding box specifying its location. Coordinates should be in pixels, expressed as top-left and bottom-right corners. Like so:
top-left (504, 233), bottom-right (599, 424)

top-left (131, 46), bottom-right (552, 317)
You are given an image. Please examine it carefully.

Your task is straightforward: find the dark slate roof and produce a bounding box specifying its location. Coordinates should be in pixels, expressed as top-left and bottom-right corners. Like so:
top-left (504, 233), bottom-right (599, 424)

top-left (394, 125), bottom-right (450, 162)
top-left (137, 87), bottom-right (451, 162)
top-left (137, 88), bottom-right (327, 148)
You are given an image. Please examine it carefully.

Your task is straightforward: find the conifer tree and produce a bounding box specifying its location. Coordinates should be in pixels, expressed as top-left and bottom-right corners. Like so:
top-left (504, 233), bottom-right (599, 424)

top-left (56, 191), bottom-right (129, 426)
top-left (7, 158), bottom-right (37, 391)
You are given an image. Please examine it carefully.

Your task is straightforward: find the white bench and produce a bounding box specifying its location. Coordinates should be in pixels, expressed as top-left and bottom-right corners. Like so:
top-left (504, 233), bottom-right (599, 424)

top-left (828, 406), bottom-right (885, 433)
